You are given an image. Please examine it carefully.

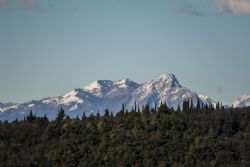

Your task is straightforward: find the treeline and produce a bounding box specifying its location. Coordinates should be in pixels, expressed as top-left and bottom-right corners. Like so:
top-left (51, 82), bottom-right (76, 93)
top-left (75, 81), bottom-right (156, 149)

top-left (0, 101), bottom-right (250, 167)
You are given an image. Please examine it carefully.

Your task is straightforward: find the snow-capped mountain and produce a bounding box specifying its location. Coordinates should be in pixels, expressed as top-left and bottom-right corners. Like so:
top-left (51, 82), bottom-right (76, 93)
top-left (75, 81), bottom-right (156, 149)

top-left (126, 74), bottom-right (217, 110)
top-left (0, 73), bottom-right (216, 121)
top-left (126, 74), bottom-right (206, 110)
top-left (230, 95), bottom-right (250, 108)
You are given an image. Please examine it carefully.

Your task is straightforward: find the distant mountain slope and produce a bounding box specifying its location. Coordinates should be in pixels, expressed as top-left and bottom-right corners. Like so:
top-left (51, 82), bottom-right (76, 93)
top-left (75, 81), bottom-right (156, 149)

top-left (125, 74), bottom-right (214, 110)
top-left (230, 95), bottom-right (250, 108)
top-left (198, 95), bottom-right (217, 108)
top-left (0, 73), bottom-right (216, 121)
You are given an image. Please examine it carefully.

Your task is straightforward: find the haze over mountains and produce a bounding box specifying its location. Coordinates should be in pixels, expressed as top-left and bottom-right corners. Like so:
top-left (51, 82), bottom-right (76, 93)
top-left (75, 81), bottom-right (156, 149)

top-left (0, 73), bottom-right (248, 121)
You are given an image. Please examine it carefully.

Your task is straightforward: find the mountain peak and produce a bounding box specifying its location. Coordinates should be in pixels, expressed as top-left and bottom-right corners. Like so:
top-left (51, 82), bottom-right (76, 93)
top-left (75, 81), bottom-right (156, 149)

top-left (154, 73), bottom-right (181, 88)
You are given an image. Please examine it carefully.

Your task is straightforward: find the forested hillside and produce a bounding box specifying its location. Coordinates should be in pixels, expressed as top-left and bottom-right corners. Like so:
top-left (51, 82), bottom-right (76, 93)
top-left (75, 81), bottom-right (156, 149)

top-left (0, 101), bottom-right (250, 167)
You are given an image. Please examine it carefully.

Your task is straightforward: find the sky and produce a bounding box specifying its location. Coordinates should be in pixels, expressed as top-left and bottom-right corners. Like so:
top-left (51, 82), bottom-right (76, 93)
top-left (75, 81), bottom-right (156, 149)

top-left (0, 0), bottom-right (250, 104)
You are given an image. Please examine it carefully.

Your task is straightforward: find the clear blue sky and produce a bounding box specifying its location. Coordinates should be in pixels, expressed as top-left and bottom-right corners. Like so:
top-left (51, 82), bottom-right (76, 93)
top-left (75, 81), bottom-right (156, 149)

top-left (0, 0), bottom-right (250, 104)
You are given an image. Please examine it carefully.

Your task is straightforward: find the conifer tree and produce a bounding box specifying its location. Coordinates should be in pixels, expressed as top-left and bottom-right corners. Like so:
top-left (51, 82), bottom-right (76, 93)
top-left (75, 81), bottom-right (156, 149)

top-left (182, 100), bottom-right (189, 113)
top-left (56, 107), bottom-right (66, 121)
top-left (196, 98), bottom-right (201, 111)
top-left (76, 114), bottom-right (80, 121)
top-left (216, 101), bottom-right (220, 110)
top-left (177, 105), bottom-right (181, 112)
top-left (13, 118), bottom-right (19, 123)
top-left (82, 112), bottom-right (86, 121)
top-left (134, 101), bottom-right (137, 112)
top-left (43, 114), bottom-right (48, 122)
top-left (118, 103), bottom-right (125, 115)
top-left (221, 102), bottom-right (225, 111)
top-left (65, 115), bottom-right (70, 120)
top-left (154, 102), bottom-right (157, 112)
top-left (89, 113), bottom-right (94, 118)
top-left (27, 110), bottom-right (36, 121)
top-left (104, 109), bottom-right (109, 117)
top-left (96, 111), bottom-right (100, 119)
top-left (190, 99), bottom-right (194, 112)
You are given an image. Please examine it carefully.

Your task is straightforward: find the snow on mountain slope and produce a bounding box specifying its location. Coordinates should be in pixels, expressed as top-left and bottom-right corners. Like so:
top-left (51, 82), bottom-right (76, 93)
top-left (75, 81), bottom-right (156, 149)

top-left (125, 74), bottom-right (205, 110)
top-left (0, 73), bottom-right (216, 121)
top-left (198, 95), bottom-right (217, 108)
top-left (0, 102), bottom-right (18, 112)
top-left (83, 79), bottom-right (140, 97)
top-left (0, 78), bottom-right (141, 121)
top-left (230, 95), bottom-right (250, 108)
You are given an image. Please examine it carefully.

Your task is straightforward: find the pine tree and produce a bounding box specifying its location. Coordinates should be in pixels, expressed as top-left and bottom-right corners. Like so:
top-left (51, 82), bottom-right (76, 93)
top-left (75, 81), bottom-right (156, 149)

top-left (13, 118), bottom-right (19, 123)
top-left (122, 103), bottom-right (125, 113)
top-left (216, 101), bottom-right (220, 110)
top-left (221, 102), bottom-right (225, 111)
top-left (118, 103), bottom-right (125, 116)
top-left (43, 114), bottom-right (48, 122)
top-left (117, 104), bottom-right (125, 123)
top-left (27, 110), bottom-right (36, 121)
top-left (76, 114), bottom-right (80, 121)
top-left (56, 107), bottom-right (66, 121)
top-left (134, 101), bottom-right (137, 112)
top-left (190, 99), bottom-right (194, 112)
top-left (89, 113), bottom-right (94, 118)
top-left (183, 100), bottom-right (190, 113)
top-left (96, 111), bottom-right (100, 119)
top-left (177, 105), bottom-right (181, 112)
top-left (154, 102), bottom-right (157, 112)
top-left (158, 102), bottom-right (170, 114)
top-left (104, 109), bottom-right (109, 117)
top-left (202, 104), bottom-right (209, 113)
top-left (210, 103), bottom-right (215, 111)
top-left (196, 98), bottom-right (201, 111)
top-left (82, 112), bottom-right (86, 121)
top-left (65, 115), bottom-right (70, 120)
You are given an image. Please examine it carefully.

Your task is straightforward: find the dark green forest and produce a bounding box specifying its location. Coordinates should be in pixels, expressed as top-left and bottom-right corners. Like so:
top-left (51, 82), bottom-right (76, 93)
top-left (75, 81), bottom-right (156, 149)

top-left (0, 101), bottom-right (250, 167)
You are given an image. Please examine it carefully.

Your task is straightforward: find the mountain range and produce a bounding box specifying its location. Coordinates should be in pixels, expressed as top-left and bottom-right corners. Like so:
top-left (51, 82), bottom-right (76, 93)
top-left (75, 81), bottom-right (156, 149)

top-left (0, 73), bottom-right (249, 121)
